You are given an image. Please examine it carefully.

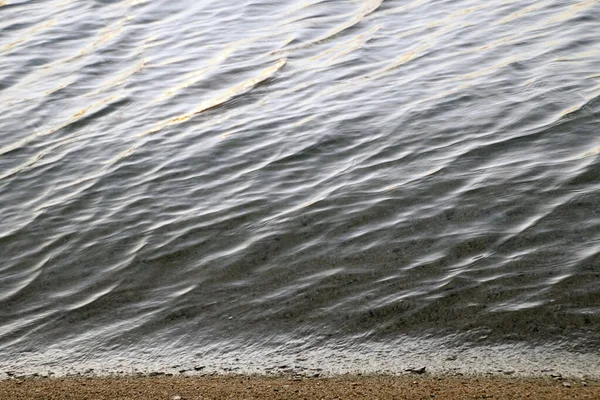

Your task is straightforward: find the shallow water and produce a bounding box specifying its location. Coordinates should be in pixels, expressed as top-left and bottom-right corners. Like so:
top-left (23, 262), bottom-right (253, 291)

top-left (1, 0), bottom-right (600, 375)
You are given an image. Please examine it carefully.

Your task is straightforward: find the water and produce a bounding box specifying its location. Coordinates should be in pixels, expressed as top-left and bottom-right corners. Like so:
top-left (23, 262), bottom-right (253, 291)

top-left (1, 0), bottom-right (600, 376)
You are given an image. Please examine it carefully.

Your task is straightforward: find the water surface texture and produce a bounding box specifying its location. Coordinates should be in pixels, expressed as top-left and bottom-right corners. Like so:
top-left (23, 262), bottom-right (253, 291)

top-left (2, 0), bottom-right (600, 375)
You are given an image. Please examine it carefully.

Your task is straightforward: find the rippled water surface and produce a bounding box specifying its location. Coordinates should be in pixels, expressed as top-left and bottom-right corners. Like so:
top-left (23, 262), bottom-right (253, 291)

top-left (2, 0), bottom-right (600, 375)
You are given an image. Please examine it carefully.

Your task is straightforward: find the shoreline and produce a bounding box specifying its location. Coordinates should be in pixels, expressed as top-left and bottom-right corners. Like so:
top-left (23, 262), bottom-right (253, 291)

top-left (5, 338), bottom-right (600, 380)
top-left (3, 339), bottom-right (599, 398)
top-left (1, 373), bottom-right (598, 399)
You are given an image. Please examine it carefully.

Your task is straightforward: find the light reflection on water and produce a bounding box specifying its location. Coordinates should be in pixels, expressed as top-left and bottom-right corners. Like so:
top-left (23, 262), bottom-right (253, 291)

top-left (1, 0), bottom-right (600, 375)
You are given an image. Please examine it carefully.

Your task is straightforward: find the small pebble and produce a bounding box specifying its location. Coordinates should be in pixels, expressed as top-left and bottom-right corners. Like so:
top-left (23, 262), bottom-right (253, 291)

top-left (562, 382), bottom-right (571, 388)
top-left (172, 396), bottom-right (182, 400)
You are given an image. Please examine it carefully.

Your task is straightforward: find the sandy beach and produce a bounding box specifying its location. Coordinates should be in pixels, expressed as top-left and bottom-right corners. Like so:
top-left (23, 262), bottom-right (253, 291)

top-left (1, 374), bottom-right (598, 399)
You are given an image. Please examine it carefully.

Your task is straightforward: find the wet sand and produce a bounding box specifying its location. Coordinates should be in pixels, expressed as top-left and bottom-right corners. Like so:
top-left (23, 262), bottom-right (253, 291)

top-left (1, 374), bottom-right (597, 399)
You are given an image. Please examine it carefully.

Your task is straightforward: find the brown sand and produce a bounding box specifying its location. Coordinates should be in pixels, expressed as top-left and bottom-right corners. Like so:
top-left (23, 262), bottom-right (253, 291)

top-left (0, 374), bottom-right (598, 400)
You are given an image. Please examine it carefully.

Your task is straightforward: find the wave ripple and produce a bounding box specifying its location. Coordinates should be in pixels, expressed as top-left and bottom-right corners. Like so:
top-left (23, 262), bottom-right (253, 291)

top-left (1, 0), bottom-right (600, 373)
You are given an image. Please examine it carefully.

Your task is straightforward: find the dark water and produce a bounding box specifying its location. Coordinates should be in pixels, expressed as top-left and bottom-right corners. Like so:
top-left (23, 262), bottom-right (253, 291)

top-left (1, 0), bottom-right (600, 376)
